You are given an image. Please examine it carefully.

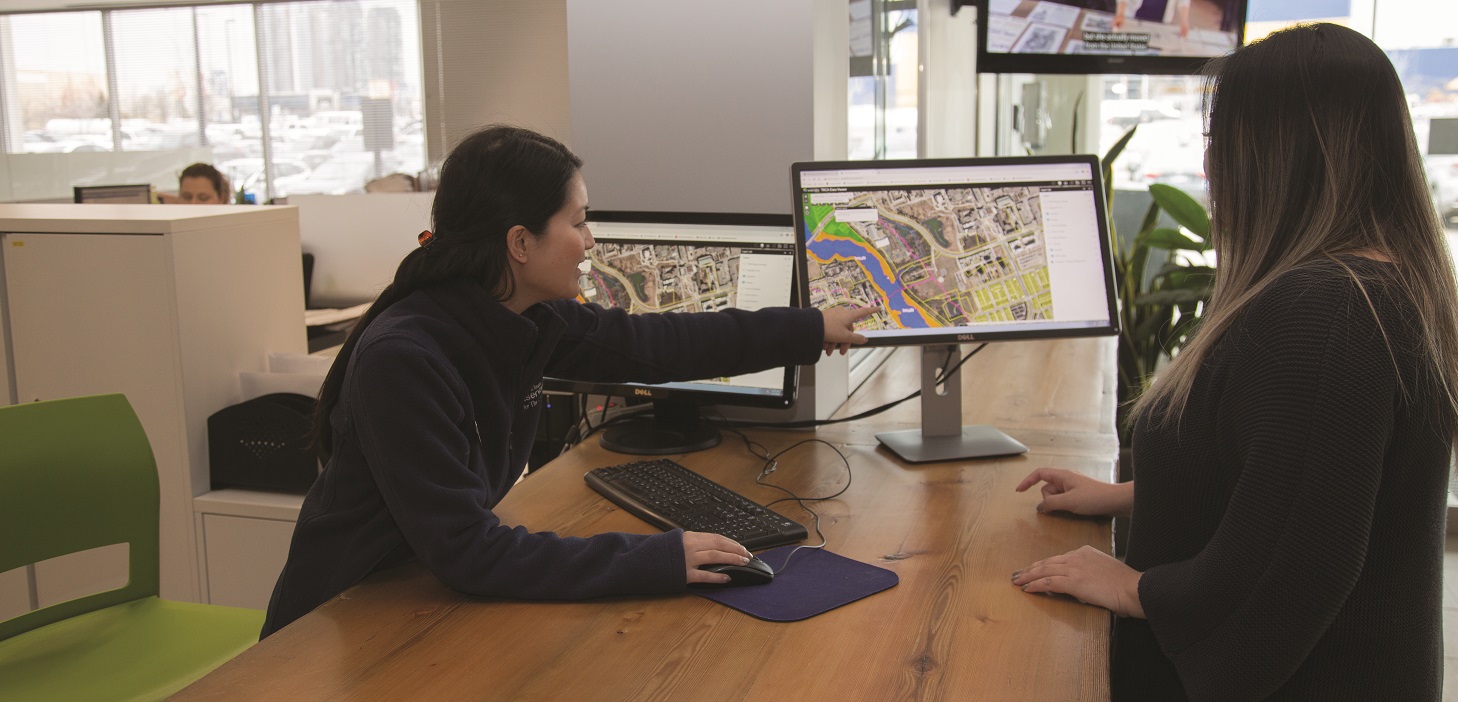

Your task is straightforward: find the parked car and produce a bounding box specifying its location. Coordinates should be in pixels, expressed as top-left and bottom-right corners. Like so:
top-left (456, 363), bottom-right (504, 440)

top-left (218, 157), bottom-right (311, 201)
top-left (277, 154), bottom-right (376, 196)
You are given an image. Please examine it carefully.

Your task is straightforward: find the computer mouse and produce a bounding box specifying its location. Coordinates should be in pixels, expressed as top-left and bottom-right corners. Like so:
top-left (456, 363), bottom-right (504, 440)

top-left (696, 555), bottom-right (775, 586)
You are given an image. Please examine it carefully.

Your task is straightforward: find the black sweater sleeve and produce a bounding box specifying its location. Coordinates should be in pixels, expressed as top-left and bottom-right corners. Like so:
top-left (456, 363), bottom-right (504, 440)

top-left (1136, 282), bottom-right (1397, 701)
top-left (542, 302), bottom-right (825, 383)
top-left (347, 333), bottom-right (687, 600)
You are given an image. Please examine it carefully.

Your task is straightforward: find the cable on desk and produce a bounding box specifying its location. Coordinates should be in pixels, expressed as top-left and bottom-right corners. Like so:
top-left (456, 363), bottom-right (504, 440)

top-left (720, 426), bottom-right (854, 574)
top-left (559, 343), bottom-right (986, 452)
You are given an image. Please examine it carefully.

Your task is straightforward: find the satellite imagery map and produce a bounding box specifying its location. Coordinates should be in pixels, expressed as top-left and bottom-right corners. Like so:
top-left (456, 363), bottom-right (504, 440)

top-left (802, 185), bottom-right (1054, 331)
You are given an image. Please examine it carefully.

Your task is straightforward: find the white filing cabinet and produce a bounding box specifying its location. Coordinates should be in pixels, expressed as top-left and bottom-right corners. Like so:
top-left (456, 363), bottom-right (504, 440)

top-left (0, 204), bottom-right (307, 609)
top-left (192, 490), bottom-right (303, 610)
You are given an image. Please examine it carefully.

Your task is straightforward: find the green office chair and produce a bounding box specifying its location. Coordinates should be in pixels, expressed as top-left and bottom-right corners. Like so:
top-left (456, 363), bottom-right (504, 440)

top-left (0, 394), bottom-right (263, 702)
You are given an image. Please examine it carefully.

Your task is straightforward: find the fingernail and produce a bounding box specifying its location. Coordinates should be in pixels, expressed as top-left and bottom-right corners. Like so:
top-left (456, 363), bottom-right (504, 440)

top-left (1010, 570), bottom-right (1021, 580)
top-left (1021, 585), bottom-right (1029, 592)
top-left (743, 556), bottom-right (751, 564)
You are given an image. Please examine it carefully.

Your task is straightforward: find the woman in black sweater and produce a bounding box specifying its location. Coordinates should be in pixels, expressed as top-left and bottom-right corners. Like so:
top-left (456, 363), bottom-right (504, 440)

top-left (262, 125), bottom-right (871, 637)
top-left (1012, 24), bottom-right (1458, 700)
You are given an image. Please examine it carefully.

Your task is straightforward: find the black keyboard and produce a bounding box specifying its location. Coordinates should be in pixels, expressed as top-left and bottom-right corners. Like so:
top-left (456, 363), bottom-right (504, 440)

top-left (585, 459), bottom-right (807, 550)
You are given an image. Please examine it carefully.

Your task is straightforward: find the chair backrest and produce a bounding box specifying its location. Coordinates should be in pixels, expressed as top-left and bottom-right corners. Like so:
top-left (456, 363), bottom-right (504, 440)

top-left (0, 394), bottom-right (160, 639)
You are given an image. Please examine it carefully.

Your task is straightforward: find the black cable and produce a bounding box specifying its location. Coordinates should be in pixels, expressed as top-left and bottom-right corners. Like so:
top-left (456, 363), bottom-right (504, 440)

top-left (720, 426), bottom-right (853, 574)
top-left (577, 397), bottom-right (652, 444)
top-left (558, 394), bottom-right (590, 457)
top-left (714, 343), bottom-right (987, 431)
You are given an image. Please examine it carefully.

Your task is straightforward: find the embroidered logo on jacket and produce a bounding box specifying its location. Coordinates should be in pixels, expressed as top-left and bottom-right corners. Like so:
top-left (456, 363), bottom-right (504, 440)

top-left (522, 381), bottom-right (543, 412)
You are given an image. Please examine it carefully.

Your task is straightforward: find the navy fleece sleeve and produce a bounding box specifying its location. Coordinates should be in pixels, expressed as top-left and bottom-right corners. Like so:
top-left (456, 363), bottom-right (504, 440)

top-left (348, 333), bottom-right (687, 599)
top-left (1136, 286), bottom-right (1395, 701)
top-left (544, 302), bottom-right (824, 383)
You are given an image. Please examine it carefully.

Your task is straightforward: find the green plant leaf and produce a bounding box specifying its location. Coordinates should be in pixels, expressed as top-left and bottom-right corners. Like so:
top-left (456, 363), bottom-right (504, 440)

top-left (1136, 289), bottom-right (1208, 305)
top-left (1148, 183), bottom-right (1210, 239)
top-left (1151, 266), bottom-right (1214, 290)
top-left (1102, 126), bottom-right (1138, 211)
top-left (1103, 126), bottom-right (1138, 166)
top-left (1143, 227), bottom-right (1205, 251)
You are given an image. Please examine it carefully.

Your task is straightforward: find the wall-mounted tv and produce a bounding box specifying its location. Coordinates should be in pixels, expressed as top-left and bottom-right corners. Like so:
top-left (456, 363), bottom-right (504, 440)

top-left (966, 0), bottom-right (1247, 75)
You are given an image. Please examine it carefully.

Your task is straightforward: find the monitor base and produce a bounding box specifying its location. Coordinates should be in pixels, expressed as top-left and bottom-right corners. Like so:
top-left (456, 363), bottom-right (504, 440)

top-left (600, 413), bottom-right (722, 455)
top-left (876, 425), bottom-right (1028, 464)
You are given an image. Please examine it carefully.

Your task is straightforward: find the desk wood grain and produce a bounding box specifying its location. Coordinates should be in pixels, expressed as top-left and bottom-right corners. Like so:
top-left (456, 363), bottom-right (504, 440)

top-left (174, 337), bottom-right (1117, 701)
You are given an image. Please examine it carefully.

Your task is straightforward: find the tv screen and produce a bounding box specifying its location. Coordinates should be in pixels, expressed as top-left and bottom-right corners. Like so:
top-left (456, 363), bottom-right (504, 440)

top-left (973, 0), bottom-right (1247, 75)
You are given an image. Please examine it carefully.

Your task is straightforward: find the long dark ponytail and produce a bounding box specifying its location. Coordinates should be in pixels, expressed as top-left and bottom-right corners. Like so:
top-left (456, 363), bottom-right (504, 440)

top-left (311, 124), bottom-right (583, 461)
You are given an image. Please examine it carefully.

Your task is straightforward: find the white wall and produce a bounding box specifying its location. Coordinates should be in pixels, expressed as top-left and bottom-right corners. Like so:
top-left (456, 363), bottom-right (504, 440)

top-left (566, 0), bottom-right (846, 215)
top-left (293, 192), bottom-right (435, 307)
top-left (419, 0), bottom-right (571, 163)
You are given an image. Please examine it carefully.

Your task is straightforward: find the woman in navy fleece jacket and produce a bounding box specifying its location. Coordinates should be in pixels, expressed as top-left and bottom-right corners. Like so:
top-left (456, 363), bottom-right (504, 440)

top-left (261, 125), bottom-right (871, 637)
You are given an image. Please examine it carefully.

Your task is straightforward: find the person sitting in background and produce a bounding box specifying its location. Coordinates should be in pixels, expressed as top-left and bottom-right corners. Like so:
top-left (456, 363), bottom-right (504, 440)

top-left (178, 163), bottom-right (230, 204)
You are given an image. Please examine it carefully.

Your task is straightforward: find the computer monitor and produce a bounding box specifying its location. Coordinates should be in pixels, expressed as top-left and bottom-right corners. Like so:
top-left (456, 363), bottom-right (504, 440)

top-left (968, 0), bottom-right (1247, 76)
top-left (73, 184), bottom-right (153, 204)
top-left (543, 211), bottom-right (800, 455)
top-left (791, 155), bottom-right (1119, 462)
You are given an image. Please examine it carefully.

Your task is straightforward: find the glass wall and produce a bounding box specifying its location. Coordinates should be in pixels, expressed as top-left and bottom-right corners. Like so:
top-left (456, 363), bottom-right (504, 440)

top-left (7, 12), bottom-right (110, 153)
top-left (848, 0), bottom-right (919, 160)
top-left (1094, 0), bottom-right (1458, 231)
top-left (0, 0), bottom-right (424, 203)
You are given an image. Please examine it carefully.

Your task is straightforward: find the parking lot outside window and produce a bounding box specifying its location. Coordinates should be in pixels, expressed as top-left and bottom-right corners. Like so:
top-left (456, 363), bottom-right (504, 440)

top-left (0, 0), bottom-right (424, 203)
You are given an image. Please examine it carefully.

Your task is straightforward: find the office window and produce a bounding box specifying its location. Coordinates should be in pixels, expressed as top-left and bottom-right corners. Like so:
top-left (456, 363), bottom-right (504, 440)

top-left (0, 0), bottom-right (424, 203)
top-left (254, 0), bottom-right (423, 200)
top-left (1093, 0), bottom-right (1458, 235)
top-left (4, 12), bottom-right (110, 154)
top-left (195, 4), bottom-right (262, 190)
top-left (848, 0), bottom-right (918, 160)
top-left (111, 8), bottom-right (202, 153)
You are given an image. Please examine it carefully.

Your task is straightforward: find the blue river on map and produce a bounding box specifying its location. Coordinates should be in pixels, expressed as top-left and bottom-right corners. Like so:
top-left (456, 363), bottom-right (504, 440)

top-left (806, 223), bottom-right (931, 328)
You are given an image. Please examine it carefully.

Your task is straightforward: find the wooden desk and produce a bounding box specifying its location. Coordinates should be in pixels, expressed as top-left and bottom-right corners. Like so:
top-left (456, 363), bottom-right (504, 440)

top-left (175, 337), bottom-right (1118, 701)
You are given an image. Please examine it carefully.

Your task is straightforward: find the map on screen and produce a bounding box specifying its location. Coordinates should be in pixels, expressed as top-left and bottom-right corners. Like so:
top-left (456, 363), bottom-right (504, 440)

top-left (803, 185), bottom-right (1053, 332)
top-left (580, 242), bottom-right (742, 314)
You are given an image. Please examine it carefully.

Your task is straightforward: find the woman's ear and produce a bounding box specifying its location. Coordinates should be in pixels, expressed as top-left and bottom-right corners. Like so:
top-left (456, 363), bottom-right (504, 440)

top-left (506, 225), bottom-right (532, 264)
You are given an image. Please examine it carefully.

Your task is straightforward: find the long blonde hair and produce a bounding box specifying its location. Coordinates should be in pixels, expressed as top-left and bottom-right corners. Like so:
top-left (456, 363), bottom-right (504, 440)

top-left (1130, 23), bottom-right (1458, 437)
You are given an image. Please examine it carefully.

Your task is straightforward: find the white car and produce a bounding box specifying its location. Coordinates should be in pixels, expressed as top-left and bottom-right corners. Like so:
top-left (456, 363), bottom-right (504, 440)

top-left (278, 155), bottom-right (376, 196)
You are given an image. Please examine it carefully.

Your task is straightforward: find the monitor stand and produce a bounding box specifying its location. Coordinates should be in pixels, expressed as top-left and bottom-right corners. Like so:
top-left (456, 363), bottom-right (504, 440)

top-left (875, 344), bottom-right (1028, 463)
top-left (600, 398), bottom-right (722, 455)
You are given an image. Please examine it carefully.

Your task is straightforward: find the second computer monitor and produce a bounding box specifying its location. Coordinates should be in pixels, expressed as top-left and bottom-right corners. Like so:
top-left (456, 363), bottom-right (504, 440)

top-left (73, 184), bottom-right (152, 204)
top-left (546, 211), bottom-right (799, 454)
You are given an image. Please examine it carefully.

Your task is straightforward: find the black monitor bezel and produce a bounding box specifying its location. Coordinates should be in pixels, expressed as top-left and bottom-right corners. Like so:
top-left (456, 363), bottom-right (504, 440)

top-left (542, 210), bottom-right (801, 410)
top-left (790, 154), bottom-right (1120, 347)
top-left (967, 0), bottom-right (1247, 76)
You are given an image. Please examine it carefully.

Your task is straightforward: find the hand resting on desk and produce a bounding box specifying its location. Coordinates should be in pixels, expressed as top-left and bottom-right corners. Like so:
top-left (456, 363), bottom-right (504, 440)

top-left (1015, 467), bottom-right (1133, 518)
top-left (1012, 468), bottom-right (1144, 619)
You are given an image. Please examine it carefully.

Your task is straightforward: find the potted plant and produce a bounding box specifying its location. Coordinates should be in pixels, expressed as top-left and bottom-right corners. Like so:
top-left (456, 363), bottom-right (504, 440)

top-left (1101, 127), bottom-right (1216, 451)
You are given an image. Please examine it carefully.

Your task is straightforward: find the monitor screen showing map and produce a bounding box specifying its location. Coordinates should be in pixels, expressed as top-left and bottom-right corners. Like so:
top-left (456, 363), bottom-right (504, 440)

top-left (791, 155), bottom-right (1118, 347)
top-left (545, 211), bottom-right (799, 408)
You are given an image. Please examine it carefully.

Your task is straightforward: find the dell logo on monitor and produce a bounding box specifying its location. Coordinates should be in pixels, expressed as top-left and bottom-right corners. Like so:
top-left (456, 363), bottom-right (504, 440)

top-left (957, 334), bottom-right (979, 341)
top-left (632, 388), bottom-right (656, 397)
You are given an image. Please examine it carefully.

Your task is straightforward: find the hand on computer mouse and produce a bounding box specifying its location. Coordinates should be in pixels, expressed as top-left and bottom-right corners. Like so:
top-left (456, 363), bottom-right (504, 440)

top-left (696, 556), bottom-right (775, 587)
top-left (683, 531), bottom-right (753, 585)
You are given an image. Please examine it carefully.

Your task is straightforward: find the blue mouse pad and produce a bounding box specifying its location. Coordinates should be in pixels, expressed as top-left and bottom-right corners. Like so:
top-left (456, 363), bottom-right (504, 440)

top-left (690, 546), bottom-right (898, 622)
